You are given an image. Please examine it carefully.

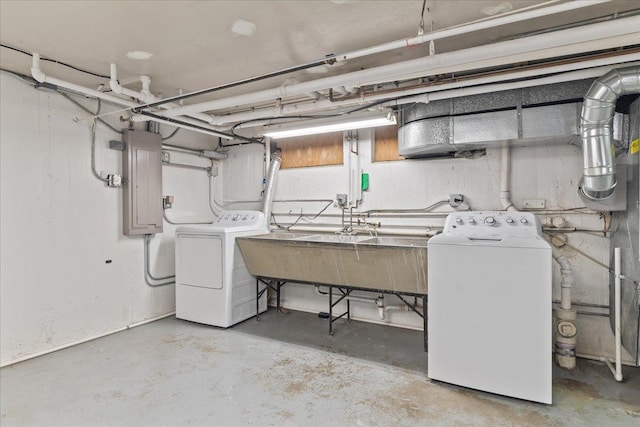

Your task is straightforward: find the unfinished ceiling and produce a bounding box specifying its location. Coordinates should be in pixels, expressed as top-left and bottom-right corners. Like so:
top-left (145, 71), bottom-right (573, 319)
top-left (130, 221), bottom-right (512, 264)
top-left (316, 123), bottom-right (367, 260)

top-left (1, 0), bottom-right (639, 144)
top-left (1, 0), bottom-right (638, 101)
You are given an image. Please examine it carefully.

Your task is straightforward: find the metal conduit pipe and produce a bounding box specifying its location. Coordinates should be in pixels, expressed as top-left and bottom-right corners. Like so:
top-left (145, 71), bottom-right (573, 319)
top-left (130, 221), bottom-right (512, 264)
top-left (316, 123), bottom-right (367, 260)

top-left (162, 161), bottom-right (211, 172)
top-left (162, 144), bottom-right (204, 155)
top-left (221, 55), bottom-right (640, 129)
top-left (580, 66), bottom-right (640, 200)
top-left (30, 54), bottom-right (234, 140)
top-left (109, 64), bottom-right (215, 125)
top-left (273, 224), bottom-right (436, 237)
top-left (142, 0), bottom-right (609, 113)
top-left (552, 300), bottom-right (609, 309)
top-left (161, 16), bottom-right (640, 118)
top-left (143, 234), bottom-right (174, 287)
top-left (328, 1), bottom-right (609, 64)
top-left (208, 176), bottom-right (223, 217)
top-left (361, 200), bottom-right (449, 215)
top-left (262, 150), bottom-right (282, 228)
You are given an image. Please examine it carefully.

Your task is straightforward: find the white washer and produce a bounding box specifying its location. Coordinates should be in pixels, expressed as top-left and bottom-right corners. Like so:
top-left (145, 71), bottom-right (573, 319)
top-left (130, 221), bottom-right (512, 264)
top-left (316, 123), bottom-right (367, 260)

top-left (428, 211), bottom-right (552, 404)
top-left (175, 210), bottom-right (267, 327)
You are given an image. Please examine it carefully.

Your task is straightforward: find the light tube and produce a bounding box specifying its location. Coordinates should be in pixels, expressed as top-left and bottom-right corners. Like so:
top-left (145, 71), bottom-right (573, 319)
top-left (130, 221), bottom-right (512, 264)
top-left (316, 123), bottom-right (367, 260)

top-left (263, 114), bottom-right (396, 139)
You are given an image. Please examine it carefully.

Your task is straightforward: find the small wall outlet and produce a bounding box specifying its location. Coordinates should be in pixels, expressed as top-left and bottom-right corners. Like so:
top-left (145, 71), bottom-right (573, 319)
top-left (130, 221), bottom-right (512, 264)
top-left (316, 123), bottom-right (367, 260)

top-left (109, 140), bottom-right (126, 151)
top-left (107, 174), bottom-right (122, 188)
top-left (163, 195), bottom-right (174, 209)
top-left (523, 199), bottom-right (546, 209)
top-left (161, 151), bottom-right (170, 163)
top-left (335, 193), bottom-right (348, 208)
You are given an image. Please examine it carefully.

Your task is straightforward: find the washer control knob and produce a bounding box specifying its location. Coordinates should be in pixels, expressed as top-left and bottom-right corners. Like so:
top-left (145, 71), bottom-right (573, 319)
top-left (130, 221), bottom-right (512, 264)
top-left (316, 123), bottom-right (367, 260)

top-left (520, 217), bottom-right (529, 224)
top-left (506, 217), bottom-right (515, 224)
top-left (232, 214), bottom-right (240, 221)
top-left (484, 216), bottom-right (496, 226)
top-left (468, 218), bottom-right (476, 224)
top-left (455, 217), bottom-right (463, 225)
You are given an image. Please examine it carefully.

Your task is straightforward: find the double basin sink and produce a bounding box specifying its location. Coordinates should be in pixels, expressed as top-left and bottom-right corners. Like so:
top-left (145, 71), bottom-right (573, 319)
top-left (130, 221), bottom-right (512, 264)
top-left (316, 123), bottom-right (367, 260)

top-left (236, 232), bottom-right (429, 294)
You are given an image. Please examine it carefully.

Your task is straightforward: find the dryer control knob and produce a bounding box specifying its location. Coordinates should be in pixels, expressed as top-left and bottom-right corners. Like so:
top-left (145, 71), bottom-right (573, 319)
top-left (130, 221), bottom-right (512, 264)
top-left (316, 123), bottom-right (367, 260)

top-left (506, 217), bottom-right (515, 224)
top-left (468, 218), bottom-right (476, 224)
top-left (455, 217), bottom-right (463, 224)
top-left (484, 216), bottom-right (496, 226)
top-left (520, 217), bottom-right (529, 224)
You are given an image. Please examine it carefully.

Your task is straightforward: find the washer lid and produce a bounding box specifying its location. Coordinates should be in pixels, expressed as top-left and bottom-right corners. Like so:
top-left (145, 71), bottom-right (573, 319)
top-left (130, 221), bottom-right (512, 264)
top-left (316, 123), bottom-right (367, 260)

top-left (428, 233), bottom-right (551, 250)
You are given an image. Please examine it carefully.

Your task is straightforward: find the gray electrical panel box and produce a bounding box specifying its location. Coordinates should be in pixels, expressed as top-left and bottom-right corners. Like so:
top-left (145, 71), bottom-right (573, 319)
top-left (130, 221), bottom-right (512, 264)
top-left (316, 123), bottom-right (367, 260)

top-left (122, 130), bottom-right (163, 235)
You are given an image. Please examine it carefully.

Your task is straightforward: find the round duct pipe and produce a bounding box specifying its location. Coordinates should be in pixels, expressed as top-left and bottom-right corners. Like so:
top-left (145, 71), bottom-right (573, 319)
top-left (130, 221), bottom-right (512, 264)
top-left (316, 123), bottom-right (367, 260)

top-left (579, 66), bottom-right (640, 200)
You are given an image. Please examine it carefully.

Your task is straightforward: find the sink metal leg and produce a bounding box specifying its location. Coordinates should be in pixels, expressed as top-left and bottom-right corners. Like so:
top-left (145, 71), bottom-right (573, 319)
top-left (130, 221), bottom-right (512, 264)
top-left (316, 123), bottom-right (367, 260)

top-left (329, 286), bottom-right (333, 336)
top-left (277, 280), bottom-right (281, 312)
top-left (256, 279), bottom-right (260, 321)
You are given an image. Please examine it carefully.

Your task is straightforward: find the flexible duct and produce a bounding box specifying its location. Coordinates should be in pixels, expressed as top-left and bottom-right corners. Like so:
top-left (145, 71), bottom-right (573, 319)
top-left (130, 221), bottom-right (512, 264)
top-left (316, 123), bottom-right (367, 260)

top-left (262, 150), bottom-right (282, 228)
top-left (580, 66), bottom-right (640, 200)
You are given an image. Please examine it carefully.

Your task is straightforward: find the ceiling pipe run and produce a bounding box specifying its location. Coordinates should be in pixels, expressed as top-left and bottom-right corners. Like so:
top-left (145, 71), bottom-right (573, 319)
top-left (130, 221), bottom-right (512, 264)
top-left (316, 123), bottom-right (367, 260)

top-left (228, 61), bottom-right (640, 136)
top-left (158, 15), bottom-right (640, 118)
top-left (30, 54), bottom-right (234, 139)
top-left (580, 66), bottom-right (640, 200)
top-left (135, 0), bottom-right (608, 112)
top-left (328, 0), bottom-right (611, 64)
top-left (216, 53), bottom-right (640, 128)
top-left (109, 64), bottom-right (215, 125)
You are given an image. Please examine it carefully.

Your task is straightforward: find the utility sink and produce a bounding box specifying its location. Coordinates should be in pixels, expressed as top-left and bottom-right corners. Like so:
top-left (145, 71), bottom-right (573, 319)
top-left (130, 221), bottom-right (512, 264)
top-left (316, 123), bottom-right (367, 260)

top-left (237, 232), bottom-right (429, 294)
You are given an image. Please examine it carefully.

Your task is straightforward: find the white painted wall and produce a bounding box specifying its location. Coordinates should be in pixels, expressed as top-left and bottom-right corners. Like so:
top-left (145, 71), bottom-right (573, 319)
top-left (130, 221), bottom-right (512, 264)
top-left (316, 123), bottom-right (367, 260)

top-left (0, 74), bottom-right (217, 366)
top-left (0, 70), bottom-right (630, 366)
top-left (223, 128), bottom-right (632, 363)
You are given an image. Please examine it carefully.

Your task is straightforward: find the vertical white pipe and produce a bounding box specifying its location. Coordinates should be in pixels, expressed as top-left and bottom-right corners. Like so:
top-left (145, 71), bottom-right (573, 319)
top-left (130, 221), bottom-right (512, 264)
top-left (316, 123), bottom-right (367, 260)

top-left (500, 145), bottom-right (518, 211)
top-left (613, 247), bottom-right (623, 381)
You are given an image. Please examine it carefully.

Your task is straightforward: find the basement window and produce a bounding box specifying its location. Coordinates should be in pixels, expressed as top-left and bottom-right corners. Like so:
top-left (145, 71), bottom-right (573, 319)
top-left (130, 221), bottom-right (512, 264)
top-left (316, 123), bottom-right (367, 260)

top-left (372, 125), bottom-right (404, 162)
top-left (273, 131), bottom-right (344, 169)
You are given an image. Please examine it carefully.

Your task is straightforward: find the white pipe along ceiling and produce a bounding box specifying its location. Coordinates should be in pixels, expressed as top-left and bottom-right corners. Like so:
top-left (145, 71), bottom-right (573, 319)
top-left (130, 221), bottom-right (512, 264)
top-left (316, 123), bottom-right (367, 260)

top-left (85, 0), bottom-right (610, 126)
top-left (154, 14), bottom-right (640, 121)
top-left (29, 54), bottom-right (236, 140)
top-left (229, 57), bottom-right (640, 130)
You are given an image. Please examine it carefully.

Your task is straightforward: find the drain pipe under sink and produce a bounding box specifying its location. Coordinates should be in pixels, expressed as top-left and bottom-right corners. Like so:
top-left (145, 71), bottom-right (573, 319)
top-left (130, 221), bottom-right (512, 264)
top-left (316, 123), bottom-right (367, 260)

top-left (554, 254), bottom-right (577, 370)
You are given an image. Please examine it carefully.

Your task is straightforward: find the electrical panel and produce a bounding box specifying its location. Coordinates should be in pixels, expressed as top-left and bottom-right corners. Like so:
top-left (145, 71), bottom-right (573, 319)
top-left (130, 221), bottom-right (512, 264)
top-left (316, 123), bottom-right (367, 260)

top-left (122, 130), bottom-right (163, 235)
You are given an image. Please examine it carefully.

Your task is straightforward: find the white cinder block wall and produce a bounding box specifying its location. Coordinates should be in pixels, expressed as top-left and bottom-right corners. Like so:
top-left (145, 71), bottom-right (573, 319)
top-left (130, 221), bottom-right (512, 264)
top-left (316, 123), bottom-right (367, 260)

top-left (0, 74), bottom-right (218, 366)
top-left (223, 133), bottom-right (632, 363)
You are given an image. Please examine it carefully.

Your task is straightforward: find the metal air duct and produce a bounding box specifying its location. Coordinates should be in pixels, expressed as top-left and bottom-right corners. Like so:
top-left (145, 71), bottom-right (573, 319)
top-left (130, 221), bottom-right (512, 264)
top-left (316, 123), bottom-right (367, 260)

top-left (262, 149), bottom-right (282, 226)
top-left (580, 66), bottom-right (640, 200)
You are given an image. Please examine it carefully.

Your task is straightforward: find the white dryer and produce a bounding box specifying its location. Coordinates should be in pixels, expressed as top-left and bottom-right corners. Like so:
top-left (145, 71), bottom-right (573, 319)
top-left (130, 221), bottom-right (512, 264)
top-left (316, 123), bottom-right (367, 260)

top-left (175, 210), bottom-right (268, 327)
top-left (428, 211), bottom-right (552, 404)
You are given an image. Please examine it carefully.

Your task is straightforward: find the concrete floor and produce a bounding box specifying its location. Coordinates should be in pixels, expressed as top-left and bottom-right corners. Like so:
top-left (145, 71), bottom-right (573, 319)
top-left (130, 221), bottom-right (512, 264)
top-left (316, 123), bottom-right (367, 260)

top-left (1, 309), bottom-right (639, 426)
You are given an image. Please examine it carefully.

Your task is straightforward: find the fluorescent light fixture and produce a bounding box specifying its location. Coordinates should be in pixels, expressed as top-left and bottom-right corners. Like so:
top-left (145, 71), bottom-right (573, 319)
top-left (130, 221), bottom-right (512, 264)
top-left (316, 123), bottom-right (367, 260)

top-left (263, 112), bottom-right (396, 139)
